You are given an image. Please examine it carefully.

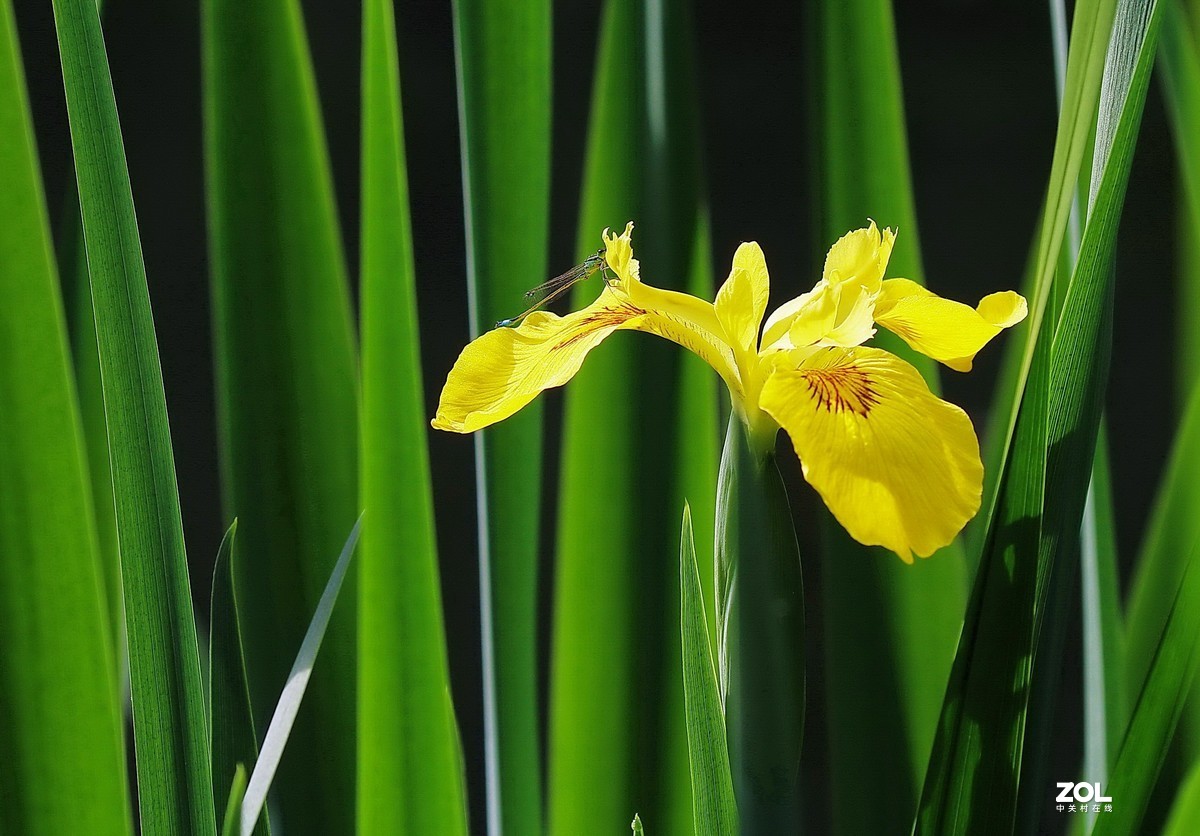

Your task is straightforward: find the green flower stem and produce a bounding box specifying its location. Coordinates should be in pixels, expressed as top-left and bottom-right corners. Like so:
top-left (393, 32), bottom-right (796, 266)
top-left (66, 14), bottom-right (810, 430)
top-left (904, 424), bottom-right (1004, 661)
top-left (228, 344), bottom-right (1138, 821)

top-left (718, 415), bottom-right (805, 833)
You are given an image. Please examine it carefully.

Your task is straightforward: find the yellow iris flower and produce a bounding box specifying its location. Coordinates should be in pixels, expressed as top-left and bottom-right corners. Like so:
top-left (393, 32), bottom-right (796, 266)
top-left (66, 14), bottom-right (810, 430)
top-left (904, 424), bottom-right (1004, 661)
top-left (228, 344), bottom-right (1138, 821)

top-left (433, 221), bottom-right (1026, 561)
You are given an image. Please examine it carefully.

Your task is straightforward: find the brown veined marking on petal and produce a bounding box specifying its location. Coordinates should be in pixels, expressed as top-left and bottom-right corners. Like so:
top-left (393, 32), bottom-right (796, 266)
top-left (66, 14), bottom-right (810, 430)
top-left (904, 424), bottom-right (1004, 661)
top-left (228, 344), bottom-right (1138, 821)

top-left (800, 363), bottom-right (880, 417)
top-left (554, 302), bottom-right (646, 350)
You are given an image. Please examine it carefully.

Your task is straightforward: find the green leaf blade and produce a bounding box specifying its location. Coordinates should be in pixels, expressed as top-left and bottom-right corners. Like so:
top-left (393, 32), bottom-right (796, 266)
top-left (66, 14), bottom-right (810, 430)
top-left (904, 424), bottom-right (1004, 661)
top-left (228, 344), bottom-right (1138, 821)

top-left (202, 0), bottom-right (360, 829)
top-left (0, 1), bottom-right (131, 831)
top-left (358, 0), bottom-right (469, 831)
top-left (679, 504), bottom-right (738, 836)
top-left (209, 522), bottom-right (268, 836)
top-left (452, 1), bottom-right (551, 831)
top-left (51, 0), bottom-right (215, 828)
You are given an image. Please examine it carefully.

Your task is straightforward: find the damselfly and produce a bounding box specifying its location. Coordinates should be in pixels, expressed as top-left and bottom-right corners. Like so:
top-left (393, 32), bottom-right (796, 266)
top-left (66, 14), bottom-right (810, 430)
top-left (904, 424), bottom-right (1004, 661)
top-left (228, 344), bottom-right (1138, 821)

top-left (496, 249), bottom-right (610, 328)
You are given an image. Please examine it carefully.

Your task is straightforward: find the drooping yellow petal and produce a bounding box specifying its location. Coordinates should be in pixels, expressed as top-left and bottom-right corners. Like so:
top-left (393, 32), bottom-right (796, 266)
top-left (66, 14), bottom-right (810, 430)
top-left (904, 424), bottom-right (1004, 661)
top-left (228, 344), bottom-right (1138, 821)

top-left (433, 286), bottom-right (743, 433)
top-left (873, 278), bottom-right (1028, 372)
top-left (433, 293), bottom-right (644, 432)
top-left (760, 346), bottom-right (982, 561)
top-left (715, 242), bottom-right (771, 353)
top-left (822, 220), bottom-right (895, 297)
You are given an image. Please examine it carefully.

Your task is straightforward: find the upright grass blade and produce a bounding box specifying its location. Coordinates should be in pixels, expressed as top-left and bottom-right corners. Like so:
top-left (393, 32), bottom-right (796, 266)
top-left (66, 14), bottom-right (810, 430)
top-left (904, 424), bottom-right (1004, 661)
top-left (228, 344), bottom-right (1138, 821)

top-left (1094, 540), bottom-right (1200, 835)
top-left (202, 0), bottom-right (360, 829)
top-left (811, 1), bottom-right (968, 830)
top-left (549, 1), bottom-right (643, 830)
top-left (52, 0), bottom-right (216, 828)
top-left (240, 519), bottom-right (361, 836)
top-left (209, 522), bottom-right (268, 836)
top-left (452, 2), bottom-right (550, 832)
top-left (0, 2), bottom-right (130, 830)
top-left (678, 504), bottom-right (738, 836)
top-left (549, 0), bottom-right (716, 832)
top-left (917, 1), bottom-right (1160, 831)
top-left (358, 0), bottom-right (468, 831)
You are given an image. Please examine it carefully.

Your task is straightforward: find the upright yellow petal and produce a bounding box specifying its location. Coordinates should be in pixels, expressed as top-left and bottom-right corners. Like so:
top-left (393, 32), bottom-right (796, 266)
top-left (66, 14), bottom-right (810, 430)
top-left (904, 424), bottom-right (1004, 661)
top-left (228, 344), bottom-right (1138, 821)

top-left (715, 242), bottom-right (771, 353)
top-left (760, 346), bottom-right (982, 561)
top-left (433, 293), bottom-right (645, 433)
top-left (822, 220), bottom-right (895, 296)
top-left (873, 278), bottom-right (1028, 372)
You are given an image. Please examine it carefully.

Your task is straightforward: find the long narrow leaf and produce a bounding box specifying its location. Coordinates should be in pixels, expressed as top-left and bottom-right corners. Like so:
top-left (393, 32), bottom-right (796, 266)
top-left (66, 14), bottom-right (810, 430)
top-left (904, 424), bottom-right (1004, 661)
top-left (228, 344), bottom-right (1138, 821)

top-left (202, 0), bottom-right (360, 829)
top-left (549, 0), bottom-right (716, 831)
top-left (452, 1), bottom-right (551, 832)
top-left (1094, 540), bottom-right (1200, 835)
top-left (0, 1), bottom-right (131, 830)
top-left (209, 522), bottom-right (268, 836)
top-left (241, 518), bottom-right (362, 836)
top-left (918, 0), bottom-right (1159, 831)
top-left (679, 504), bottom-right (738, 835)
top-left (358, 0), bottom-right (468, 830)
top-left (812, 1), bottom-right (969, 830)
top-left (549, 1), bottom-right (644, 828)
top-left (51, 0), bottom-right (215, 829)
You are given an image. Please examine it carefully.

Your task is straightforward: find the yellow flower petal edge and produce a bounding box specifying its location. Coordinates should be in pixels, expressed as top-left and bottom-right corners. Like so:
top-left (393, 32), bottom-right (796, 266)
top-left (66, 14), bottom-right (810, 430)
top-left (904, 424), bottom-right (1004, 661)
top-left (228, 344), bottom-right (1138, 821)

top-left (873, 278), bottom-right (1029, 372)
top-left (760, 346), bottom-right (983, 561)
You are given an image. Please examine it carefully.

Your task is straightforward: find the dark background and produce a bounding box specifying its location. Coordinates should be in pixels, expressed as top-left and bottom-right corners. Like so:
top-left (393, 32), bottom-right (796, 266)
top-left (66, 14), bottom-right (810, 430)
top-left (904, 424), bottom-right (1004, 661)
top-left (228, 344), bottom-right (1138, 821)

top-left (12, 0), bottom-right (1175, 829)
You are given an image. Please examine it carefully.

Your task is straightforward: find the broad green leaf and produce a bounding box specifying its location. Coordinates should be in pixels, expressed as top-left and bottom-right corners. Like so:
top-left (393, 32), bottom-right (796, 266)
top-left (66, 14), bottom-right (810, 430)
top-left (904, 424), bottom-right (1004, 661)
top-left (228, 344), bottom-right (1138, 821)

top-left (917, 0), bottom-right (1160, 831)
top-left (241, 519), bottom-right (362, 836)
top-left (209, 522), bottom-right (268, 836)
top-left (548, 1), bottom-right (642, 830)
top-left (1094, 538), bottom-right (1200, 835)
top-left (1163, 760), bottom-right (1200, 835)
top-left (0, 1), bottom-right (130, 830)
top-left (358, 0), bottom-right (468, 830)
top-left (811, 1), bottom-right (968, 830)
top-left (549, 0), bottom-right (716, 832)
top-left (451, 1), bottom-right (550, 830)
top-left (201, 0), bottom-right (360, 829)
top-left (679, 504), bottom-right (738, 836)
top-left (52, 0), bottom-right (216, 829)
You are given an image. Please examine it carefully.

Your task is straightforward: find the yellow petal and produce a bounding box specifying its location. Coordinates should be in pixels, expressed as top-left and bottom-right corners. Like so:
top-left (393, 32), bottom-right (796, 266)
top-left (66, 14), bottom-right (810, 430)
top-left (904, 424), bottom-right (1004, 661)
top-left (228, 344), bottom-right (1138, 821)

top-left (715, 242), bottom-right (770, 353)
top-left (823, 284), bottom-right (877, 347)
top-left (873, 279), bottom-right (1028, 372)
top-left (780, 284), bottom-right (836, 348)
top-left (822, 220), bottom-right (895, 296)
top-left (433, 288), bottom-right (743, 433)
top-left (433, 293), bottom-right (645, 433)
top-left (760, 346), bottom-right (982, 561)
top-left (603, 220), bottom-right (729, 348)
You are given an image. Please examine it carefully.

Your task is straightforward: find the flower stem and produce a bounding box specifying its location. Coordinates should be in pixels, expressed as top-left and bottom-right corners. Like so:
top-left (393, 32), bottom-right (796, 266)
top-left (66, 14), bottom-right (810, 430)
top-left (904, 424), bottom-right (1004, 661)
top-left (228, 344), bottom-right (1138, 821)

top-left (716, 415), bottom-right (805, 833)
